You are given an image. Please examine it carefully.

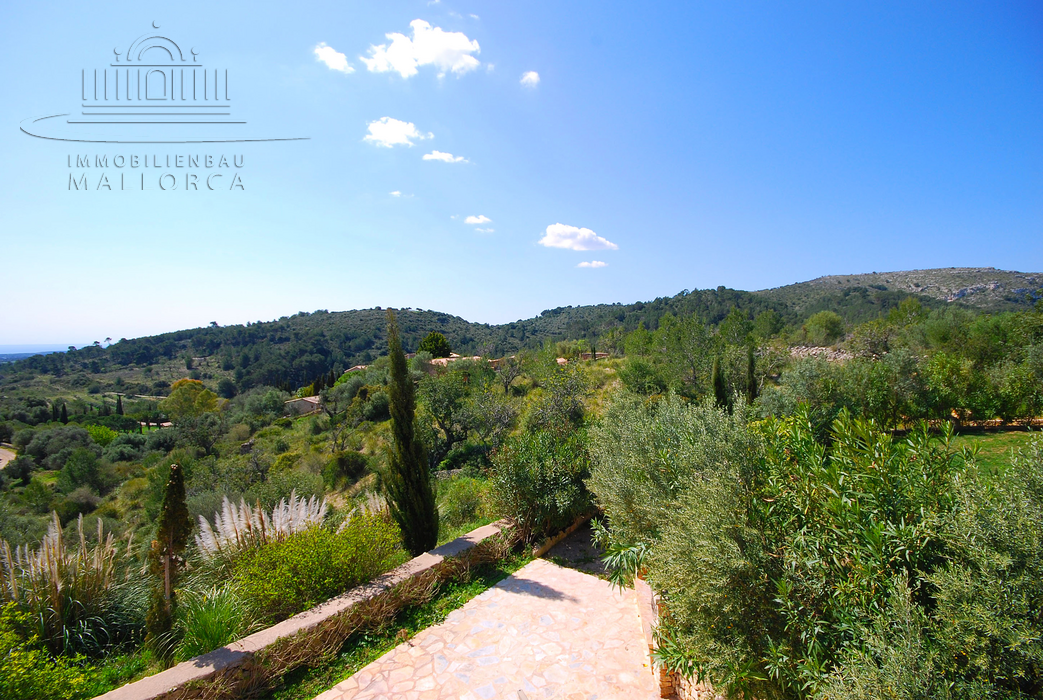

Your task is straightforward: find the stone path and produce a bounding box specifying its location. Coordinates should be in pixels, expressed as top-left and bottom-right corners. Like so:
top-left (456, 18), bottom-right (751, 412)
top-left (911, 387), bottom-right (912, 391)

top-left (314, 557), bottom-right (657, 700)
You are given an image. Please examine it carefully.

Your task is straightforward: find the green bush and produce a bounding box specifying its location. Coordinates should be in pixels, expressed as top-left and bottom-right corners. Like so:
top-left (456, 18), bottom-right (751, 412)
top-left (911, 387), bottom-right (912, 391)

top-left (322, 451), bottom-right (369, 490)
top-left (438, 476), bottom-right (492, 530)
top-left (589, 394), bottom-right (1043, 699)
top-left (490, 430), bottom-right (592, 542)
top-left (233, 514), bottom-right (403, 623)
top-left (0, 603), bottom-right (96, 700)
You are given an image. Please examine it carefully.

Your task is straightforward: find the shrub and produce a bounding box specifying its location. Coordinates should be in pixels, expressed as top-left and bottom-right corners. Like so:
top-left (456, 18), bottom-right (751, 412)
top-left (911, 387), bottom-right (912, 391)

top-left (57, 447), bottom-right (102, 493)
top-left (233, 514), bottom-right (402, 623)
top-left (323, 451), bottom-right (369, 490)
top-left (589, 396), bottom-right (1043, 700)
top-left (490, 430), bottom-right (592, 542)
top-left (0, 603), bottom-right (96, 700)
top-left (438, 476), bottom-right (492, 529)
top-left (85, 424), bottom-right (118, 448)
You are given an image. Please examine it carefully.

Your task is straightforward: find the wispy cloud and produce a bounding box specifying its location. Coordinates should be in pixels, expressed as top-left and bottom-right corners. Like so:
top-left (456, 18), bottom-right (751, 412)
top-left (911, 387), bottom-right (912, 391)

top-left (363, 117), bottom-right (432, 148)
top-left (577, 261), bottom-right (608, 268)
top-left (423, 150), bottom-right (468, 163)
top-left (361, 20), bottom-right (480, 78)
top-left (520, 71), bottom-right (540, 88)
top-left (539, 223), bottom-right (618, 251)
top-left (465, 215), bottom-right (491, 224)
top-left (313, 42), bottom-right (354, 73)
top-left (476, 228), bottom-right (495, 233)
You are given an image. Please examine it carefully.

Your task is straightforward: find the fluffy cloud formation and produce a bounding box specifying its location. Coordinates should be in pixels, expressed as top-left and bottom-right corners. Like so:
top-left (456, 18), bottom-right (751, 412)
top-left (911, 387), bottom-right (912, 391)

top-left (363, 117), bottom-right (432, 148)
top-left (361, 20), bottom-right (480, 78)
top-left (538, 223), bottom-right (619, 251)
top-left (314, 42), bottom-right (353, 73)
top-left (390, 191), bottom-right (402, 197)
top-left (464, 215), bottom-right (491, 224)
top-left (577, 261), bottom-right (608, 268)
top-left (423, 150), bottom-right (468, 163)
top-left (520, 71), bottom-right (540, 87)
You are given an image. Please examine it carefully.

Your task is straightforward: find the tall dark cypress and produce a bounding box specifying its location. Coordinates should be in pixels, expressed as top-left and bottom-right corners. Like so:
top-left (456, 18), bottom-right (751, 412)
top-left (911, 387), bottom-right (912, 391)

top-left (712, 355), bottom-right (729, 410)
top-left (146, 463), bottom-right (192, 647)
top-left (746, 345), bottom-right (758, 405)
top-left (60, 404), bottom-right (68, 424)
top-left (116, 395), bottom-right (124, 416)
top-left (51, 404), bottom-right (59, 423)
top-left (383, 309), bottom-right (438, 556)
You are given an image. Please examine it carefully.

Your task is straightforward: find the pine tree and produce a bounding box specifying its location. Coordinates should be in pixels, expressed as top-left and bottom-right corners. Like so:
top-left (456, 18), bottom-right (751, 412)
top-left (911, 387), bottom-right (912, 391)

top-left (746, 345), bottom-right (758, 405)
top-left (383, 309), bottom-right (438, 555)
top-left (146, 463), bottom-right (192, 647)
top-left (712, 355), bottom-right (729, 411)
top-left (116, 395), bottom-right (124, 415)
top-left (60, 404), bottom-right (68, 424)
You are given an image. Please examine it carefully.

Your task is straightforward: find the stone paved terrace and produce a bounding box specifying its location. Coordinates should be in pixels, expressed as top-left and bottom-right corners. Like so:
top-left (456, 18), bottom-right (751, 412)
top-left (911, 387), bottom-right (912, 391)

top-left (313, 556), bottom-right (658, 700)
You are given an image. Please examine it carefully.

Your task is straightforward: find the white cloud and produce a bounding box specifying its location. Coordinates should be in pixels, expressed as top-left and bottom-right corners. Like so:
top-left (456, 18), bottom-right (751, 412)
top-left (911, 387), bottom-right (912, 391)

top-left (423, 150), bottom-right (468, 163)
top-left (361, 19), bottom-right (480, 78)
top-left (475, 227), bottom-right (494, 233)
top-left (486, 63), bottom-right (495, 73)
top-left (538, 223), bottom-right (619, 251)
top-left (464, 215), bottom-right (491, 224)
top-left (390, 191), bottom-right (401, 197)
top-left (313, 42), bottom-right (354, 73)
top-left (520, 71), bottom-right (540, 88)
top-left (363, 117), bottom-right (432, 148)
top-left (470, 14), bottom-right (480, 20)
top-left (577, 260), bottom-right (608, 268)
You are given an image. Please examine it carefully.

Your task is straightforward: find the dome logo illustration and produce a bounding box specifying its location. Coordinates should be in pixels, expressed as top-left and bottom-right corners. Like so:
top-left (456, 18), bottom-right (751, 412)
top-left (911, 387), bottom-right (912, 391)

top-left (21, 23), bottom-right (307, 144)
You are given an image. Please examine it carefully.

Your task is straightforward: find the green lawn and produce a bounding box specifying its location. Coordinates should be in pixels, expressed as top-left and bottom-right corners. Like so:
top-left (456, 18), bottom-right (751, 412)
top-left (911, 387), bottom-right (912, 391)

top-left (952, 429), bottom-right (1041, 474)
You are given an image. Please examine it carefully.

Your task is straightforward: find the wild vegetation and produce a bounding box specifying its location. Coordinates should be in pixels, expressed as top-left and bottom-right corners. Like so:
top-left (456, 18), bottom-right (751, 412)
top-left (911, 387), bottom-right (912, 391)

top-left (0, 269), bottom-right (1040, 699)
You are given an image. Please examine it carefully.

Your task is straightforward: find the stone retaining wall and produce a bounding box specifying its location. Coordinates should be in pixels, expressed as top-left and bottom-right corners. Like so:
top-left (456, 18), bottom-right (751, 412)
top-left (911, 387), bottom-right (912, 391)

top-left (94, 520), bottom-right (512, 700)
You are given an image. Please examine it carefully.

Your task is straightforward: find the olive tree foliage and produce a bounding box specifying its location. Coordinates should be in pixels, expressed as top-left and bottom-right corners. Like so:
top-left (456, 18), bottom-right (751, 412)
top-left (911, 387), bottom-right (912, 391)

top-left (589, 393), bottom-right (1043, 700)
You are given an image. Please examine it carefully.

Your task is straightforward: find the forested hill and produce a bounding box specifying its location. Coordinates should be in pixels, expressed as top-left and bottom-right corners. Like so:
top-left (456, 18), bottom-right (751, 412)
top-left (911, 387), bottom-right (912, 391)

top-left (4, 267), bottom-right (1039, 391)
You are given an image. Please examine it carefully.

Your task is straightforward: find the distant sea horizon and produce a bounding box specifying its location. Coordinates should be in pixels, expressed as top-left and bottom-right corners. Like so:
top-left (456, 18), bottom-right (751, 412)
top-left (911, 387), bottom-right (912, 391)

top-left (0, 344), bottom-right (74, 354)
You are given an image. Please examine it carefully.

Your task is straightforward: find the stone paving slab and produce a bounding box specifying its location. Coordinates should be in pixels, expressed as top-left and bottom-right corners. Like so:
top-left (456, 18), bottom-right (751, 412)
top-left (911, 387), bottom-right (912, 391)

top-left (314, 558), bottom-right (658, 700)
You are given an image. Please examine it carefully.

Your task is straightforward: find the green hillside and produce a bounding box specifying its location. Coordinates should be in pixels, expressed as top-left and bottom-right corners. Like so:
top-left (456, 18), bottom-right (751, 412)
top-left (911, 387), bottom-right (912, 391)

top-left (2, 267), bottom-right (1039, 397)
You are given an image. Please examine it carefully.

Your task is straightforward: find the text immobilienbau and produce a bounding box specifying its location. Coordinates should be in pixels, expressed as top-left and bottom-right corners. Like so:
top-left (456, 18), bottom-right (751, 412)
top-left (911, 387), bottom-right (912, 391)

top-left (67, 154), bottom-right (245, 191)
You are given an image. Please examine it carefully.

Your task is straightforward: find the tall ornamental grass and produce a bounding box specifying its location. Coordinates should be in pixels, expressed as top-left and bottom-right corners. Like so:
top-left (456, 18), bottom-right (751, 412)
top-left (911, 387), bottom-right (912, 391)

top-left (0, 513), bottom-right (140, 655)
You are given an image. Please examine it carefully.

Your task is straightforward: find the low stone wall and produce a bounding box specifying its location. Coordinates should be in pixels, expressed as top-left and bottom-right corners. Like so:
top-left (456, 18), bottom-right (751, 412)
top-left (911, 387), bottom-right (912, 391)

top-left (94, 520), bottom-right (513, 700)
top-left (634, 578), bottom-right (721, 700)
top-left (531, 513), bottom-right (593, 558)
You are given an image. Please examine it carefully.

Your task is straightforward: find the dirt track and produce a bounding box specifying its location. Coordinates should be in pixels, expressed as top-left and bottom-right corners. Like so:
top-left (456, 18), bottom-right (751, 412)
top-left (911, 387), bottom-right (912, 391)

top-left (0, 445), bottom-right (16, 470)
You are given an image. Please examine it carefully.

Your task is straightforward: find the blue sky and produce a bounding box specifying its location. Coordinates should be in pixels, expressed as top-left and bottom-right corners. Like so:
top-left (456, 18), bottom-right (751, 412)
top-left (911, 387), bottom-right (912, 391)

top-left (2, 0), bottom-right (1041, 347)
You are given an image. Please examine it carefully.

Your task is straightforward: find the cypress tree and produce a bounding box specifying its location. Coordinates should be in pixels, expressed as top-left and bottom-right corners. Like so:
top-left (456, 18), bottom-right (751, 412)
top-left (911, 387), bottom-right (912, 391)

top-left (116, 395), bottom-right (124, 415)
top-left (383, 309), bottom-right (438, 555)
top-left (60, 404), bottom-right (68, 424)
top-left (146, 463), bottom-right (192, 647)
top-left (51, 404), bottom-right (59, 423)
top-left (746, 345), bottom-right (758, 405)
top-left (712, 355), bottom-right (729, 411)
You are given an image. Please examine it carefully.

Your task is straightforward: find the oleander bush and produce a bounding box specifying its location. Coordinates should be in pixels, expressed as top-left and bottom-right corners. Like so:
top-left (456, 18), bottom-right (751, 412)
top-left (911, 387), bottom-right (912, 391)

top-left (589, 392), bottom-right (1043, 700)
top-left (490, 429), bottom-right (592, 543)
top-left (233, 512), bottom-right (403, 623)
